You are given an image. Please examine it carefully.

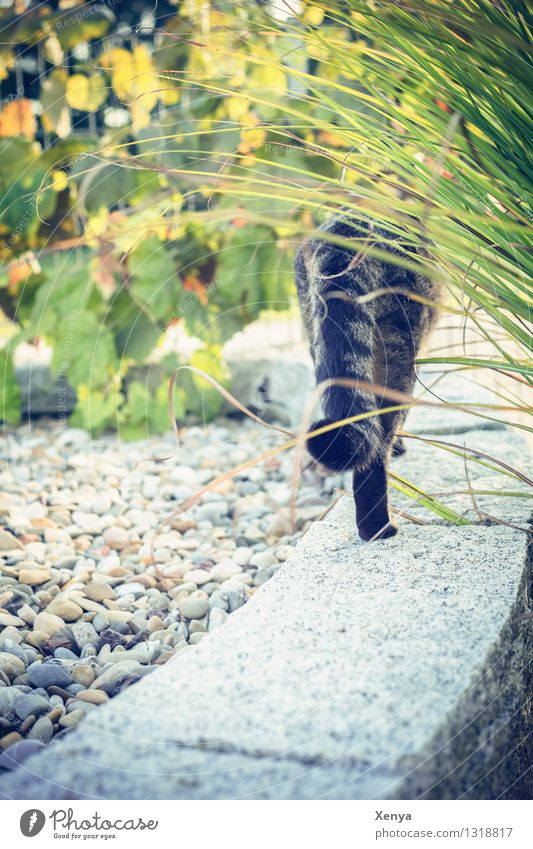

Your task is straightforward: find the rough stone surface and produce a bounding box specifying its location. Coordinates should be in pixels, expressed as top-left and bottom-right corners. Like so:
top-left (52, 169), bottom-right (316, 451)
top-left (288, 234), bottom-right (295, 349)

top-left (0, 445), bottom-right (530, 799)
top-left (390, 427), bottom-right (529, 527)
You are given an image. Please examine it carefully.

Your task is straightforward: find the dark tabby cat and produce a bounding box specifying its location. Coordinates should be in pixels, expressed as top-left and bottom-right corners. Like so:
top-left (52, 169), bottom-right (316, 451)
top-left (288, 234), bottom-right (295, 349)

top-left (295, 215), bottom-right (441, 541)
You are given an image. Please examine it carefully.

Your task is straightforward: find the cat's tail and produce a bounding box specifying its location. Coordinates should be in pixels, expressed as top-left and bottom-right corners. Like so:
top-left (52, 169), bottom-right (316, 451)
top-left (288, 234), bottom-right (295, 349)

top-left (300, 237), bottom-right (384, 473)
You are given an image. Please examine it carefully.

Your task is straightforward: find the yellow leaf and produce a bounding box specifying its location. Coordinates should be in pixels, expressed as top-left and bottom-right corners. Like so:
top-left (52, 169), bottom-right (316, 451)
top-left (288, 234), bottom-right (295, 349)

top-left (0, 47), bottom-right (15, 81)
top-left (304, 5), bottom-right (325, 26)
top-left (0, 98), bottom-right (36, 140)
top-left (252, 65), bottom-right (287, 97)
top-left (51, 169), bottom-right (68, 192)
top-left (240, 127), bottom-right (266, 150)
top-left (66, 73), bottom-right (108, 112)
top-left (226, 96), bottom-right (249, 121)
top-left (106, 45), bottom-right (159, 130)
top-left (66, 74), bottom-right (89, 109)
top-left (160, 85), bottom-right (180, 106)
top-left (40, 69), bottom-right (71, 137)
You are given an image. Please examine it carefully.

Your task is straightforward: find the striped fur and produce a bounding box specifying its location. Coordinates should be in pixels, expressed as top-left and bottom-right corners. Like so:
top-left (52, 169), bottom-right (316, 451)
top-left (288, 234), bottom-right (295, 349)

top-left (295, 215), bottom-right (441, 540)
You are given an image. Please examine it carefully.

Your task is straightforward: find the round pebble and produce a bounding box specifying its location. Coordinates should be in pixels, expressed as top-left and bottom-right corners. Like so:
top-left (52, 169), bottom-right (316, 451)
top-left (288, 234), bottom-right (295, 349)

top-left (178, 595), bottom-right (209, 620)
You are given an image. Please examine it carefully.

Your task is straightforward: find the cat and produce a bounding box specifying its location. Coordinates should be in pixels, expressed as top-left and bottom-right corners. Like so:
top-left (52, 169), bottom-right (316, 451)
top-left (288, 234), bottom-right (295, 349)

top-left (295, 214), bottom-right (441, 541)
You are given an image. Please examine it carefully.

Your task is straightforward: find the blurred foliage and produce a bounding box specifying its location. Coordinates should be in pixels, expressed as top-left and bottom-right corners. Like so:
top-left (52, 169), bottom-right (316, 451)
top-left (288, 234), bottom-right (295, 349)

top-left (0, 0), bottom-right (531, 437)
top-left (0, 0), bottom-right (317, 433)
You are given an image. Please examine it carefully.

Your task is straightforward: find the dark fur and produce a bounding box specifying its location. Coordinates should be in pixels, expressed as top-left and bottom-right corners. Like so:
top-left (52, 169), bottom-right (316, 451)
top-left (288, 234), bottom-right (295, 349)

top-left (295, 215), bottom-right (440, 541)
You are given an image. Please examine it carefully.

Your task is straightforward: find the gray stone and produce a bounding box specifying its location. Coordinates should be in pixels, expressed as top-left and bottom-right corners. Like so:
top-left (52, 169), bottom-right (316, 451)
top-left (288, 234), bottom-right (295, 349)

top-left (15, 363), bottom-right (76, 417)
top-left (0, 739), bottom-right (46, 772)
top-left (26, 661), bottom-right (73, 690)
top-left (208, 608), bottom-right (228, 631)
top-left (0, 653), bottom-right (26, 679)
top-left (27, 717), bottom-right (54, 744)
top-left (90, 661), bottom-right (142, 692)
top-left (71, 622), bottom-right (99, 650)
top-left (114, 582), bottom-right (146, 599)
top-left (55, 428), bottom-right (90, 448)
top-left (0, 688), bottom-right (20, 719)
top-left (178, 596), bottom-right (209, 620)
top-left (14, 694), bottom-right (50, 721)
top-left (226, 353), bottom-right (315, 427)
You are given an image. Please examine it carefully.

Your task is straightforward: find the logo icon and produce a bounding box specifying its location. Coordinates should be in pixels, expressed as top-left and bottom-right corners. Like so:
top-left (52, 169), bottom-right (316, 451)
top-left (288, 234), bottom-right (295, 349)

top-left (20, 810), bottom-right (46, 837)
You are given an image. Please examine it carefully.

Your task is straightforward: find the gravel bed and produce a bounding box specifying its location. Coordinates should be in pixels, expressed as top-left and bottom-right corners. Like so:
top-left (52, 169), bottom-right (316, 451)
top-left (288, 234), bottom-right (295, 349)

top-left (0, 418), bottom-right (337, 768)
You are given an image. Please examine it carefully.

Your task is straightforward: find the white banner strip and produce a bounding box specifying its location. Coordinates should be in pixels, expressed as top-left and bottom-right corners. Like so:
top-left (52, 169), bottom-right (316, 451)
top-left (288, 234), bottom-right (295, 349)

top-left (2, 799), bottom-right (531, 848)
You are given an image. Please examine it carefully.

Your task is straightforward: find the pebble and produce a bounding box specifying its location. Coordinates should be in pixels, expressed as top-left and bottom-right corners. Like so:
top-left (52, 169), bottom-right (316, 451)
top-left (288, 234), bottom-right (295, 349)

top-left (71, 622), bottom-right (99, 649)
top-left (0, 530), bottom-right (23, 550)
top-left (178, 596), bottom-right (210, 620)
top-left (91, 660), bottom-right (142, 691)
top-left (208, 608), bottom-right (228, 631)
top-left (0, 626), bottom-right (23, 644)
top-left (0, 613), bottom-right (25, 628)
top-left (114, 582), bottom-right (145, 599)
top-left (210, 560), bottom-right (242, 582)
top-left (27, 661), bottom-right (73, 690)
top-left (103, 526), bottom-right (130, 549)
top-left (59, 709), bottom-right (84, 728)
top-left (18, 568), bottom-right (51, 585)
top-left (27, 716), bottom-right (54, 744)
top-left (14, 693), bottom-right (50, 721)
top-left (18, 603), bottom-right (37, 625)
top-left (249, 551), bottom-right (278, 568)
top-left (84, 583), bottom-right (116, 602)
top-left (0, 652), bottom-right (26, 679)
top-left (77, 689), bottom-right (108, 705)
top-left (46, 597), bottom-right (84, 622)
top-left (71, 664), bottom-right (96, 687)
top-left (233, 547), bottom-right (253, 566)
top-left (33, 612), bottom-right (65, 637)
top-left (183, 569), bottom-right (212, 586)
top-left (189, 632), bottom-right (208, 645)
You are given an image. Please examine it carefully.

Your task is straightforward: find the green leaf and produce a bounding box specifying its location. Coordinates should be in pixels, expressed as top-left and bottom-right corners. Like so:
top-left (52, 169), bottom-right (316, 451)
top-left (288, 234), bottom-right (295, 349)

top-left (0, 348), bottom-right (21, 424)
top-left (70, 385), bottom-right (123, 435)
top-left (78, 163), bottom-right (135, 213)
top-left (129, 237), bottom-right (178, 320)
top-left (118, 380), bottom-right (184, 440)
top-left (186, 345), bottom-right (230, 420)
top-left (30, 268), bottom-right (93, 337)
top-left (51, 311), bottom-right (118, 390)
top-left (109, 289), bottom-right (161, 362)
top-left (53, 9), bottom-right (113, 51)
